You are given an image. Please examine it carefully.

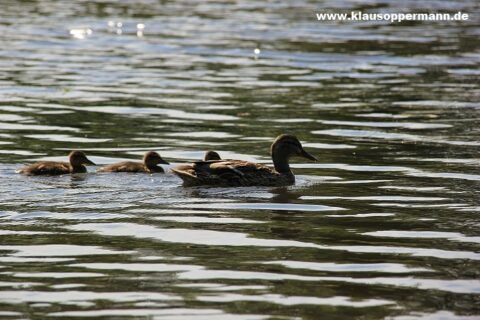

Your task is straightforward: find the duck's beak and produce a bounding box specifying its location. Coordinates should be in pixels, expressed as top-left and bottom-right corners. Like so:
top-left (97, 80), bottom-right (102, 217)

top-left (83, 158), bottom-right (96, 165)
top-left (159, 158), bottom-right (170, 165)
top-left (300, 149), bottom-right (318, 161)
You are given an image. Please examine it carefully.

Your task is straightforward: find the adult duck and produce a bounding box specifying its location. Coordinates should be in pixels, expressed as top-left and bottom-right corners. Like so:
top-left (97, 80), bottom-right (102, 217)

top-left (172, 134), bottom-right (317, 187)
top-left (97, 151), bottom-right (169, 173)
top-left (16, 151), bottom-right (95, 175)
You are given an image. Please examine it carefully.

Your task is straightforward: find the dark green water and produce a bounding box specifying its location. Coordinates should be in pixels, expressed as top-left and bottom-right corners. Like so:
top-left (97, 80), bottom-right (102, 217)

top-left (0, 0), bottom-right (479, 319)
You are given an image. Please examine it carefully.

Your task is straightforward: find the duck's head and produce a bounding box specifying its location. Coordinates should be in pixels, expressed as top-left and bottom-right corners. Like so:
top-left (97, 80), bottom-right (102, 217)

top-left (270, 134), bottom-right (318, 166)
top-left (69, 151), bottom-right (95, 166)
top-left (144, 151), bottom-right (169, 166)
top-left (204, 150), bottom-right (221, 161)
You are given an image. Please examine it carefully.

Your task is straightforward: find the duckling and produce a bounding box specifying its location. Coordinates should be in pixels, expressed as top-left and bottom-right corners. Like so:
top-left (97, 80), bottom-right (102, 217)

top-left (172, 134), bottom-right (318, 187)
top-left (97, 151), bottom-right (169, 173)
top-left (16, 151), bottom-right (95, 175)
top-left (204, 150), bottom-right (221, 161)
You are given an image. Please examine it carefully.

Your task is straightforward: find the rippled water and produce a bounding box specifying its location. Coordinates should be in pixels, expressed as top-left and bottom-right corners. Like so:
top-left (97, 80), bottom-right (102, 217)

top-left (0, 0), bottom-right (479, 319)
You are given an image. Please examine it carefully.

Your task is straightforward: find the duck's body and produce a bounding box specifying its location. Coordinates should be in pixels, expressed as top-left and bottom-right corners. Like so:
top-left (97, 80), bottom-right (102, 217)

top-left (97, 151), bottom-right (169, 173)
top-left (97, 161), bottom-right (165, 173)
top-left (172, 134), bottom-right (317, 187)
top-left (173, 159), bottom-right (293, 187)
top-left (16, 151), bottom-right (95, 175)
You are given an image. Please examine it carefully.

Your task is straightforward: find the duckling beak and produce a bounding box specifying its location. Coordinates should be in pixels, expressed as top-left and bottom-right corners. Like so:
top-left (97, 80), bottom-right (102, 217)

top-left (159, 158), bottom-right (170, 165)
top-left (300, 149), bottom-right (318, 161)
top-left (83, 158), bottom-right (96, 165)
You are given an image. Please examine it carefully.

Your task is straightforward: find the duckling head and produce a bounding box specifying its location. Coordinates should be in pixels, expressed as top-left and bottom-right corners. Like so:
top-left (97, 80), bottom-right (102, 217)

top-left (144, 151), bottom-right (169, 167)
top-left (204, 150), bottom-right (221, 161)
top-left (69, 151), bottom-right (95, 166)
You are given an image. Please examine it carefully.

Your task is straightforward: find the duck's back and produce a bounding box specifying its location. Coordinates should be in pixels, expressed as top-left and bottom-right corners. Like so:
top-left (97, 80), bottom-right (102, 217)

top-left (17, 161), bottom-right (72, 175)
top-left (172, 159), bottom-right (293, 187)
top-left (97, 161), bottom-right (147, 173)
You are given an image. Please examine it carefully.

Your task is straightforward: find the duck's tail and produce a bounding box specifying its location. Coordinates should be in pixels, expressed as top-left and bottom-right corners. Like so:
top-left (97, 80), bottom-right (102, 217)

top-left (171, 168), bottom-right (199, 186)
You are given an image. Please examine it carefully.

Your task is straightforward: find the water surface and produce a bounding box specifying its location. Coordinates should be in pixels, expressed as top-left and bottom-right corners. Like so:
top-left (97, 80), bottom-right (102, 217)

top-left (0, 0), bottom-right (479, 319)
